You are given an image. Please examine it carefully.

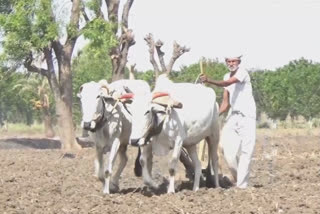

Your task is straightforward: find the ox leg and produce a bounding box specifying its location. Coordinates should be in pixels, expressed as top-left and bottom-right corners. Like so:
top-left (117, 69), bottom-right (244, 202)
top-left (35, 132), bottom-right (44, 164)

top-left (94, 157), bottom-right (99, 177)
top-left (179, 148), bottom-right (194, 181)
top-left (185, 145), bottom-right (202, 191)
top-left (94, 149), bottom-right (107, 178)
top-left (103, 139), bottom-right (120, 194)
top-left (134, 147), bottom-right (142, 177)
top-left (207, 135), bottom-right (220, 188)
top-left (110, 144), bottom-right (128, 192)
top-left (140, 145), bottom-right (157, 189)
top-left (95, 145), bottom-right (106, 185)
top-left (168, 138), bottom-right (183, 194)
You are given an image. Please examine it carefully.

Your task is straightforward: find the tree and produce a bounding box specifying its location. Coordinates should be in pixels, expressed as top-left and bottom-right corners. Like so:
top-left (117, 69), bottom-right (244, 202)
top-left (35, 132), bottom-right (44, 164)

top-left (81, 0), bottom-right (135, 81)
top-left (250, 58), bottom-right (320, 122)
top-left (0, 0), bottom-right (137, 150)
top-left (13, 74), bottom-right (55, 137)
top-left (285, 58), bottom-right (320, 120)
top-left (0, 0), bottom-right (82, 151)
top-left (0, 69), bottom-right (31, 125)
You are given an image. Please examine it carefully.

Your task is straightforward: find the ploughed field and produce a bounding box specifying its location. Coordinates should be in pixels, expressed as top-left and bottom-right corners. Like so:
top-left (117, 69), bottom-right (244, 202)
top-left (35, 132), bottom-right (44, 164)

top-left (0, 129), bottom-right (319, 214)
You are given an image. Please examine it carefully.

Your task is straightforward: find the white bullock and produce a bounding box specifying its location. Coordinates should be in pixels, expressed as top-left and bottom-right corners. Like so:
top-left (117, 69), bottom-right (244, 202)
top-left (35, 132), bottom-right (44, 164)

top-left (78, 79), bottom-right (150, 194)
top-left (130, 74), bottom-right (220, 193)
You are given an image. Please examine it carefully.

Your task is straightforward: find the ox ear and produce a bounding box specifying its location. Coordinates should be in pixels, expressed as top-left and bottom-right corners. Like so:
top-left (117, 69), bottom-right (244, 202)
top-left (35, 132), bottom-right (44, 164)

top-left (123, 86), bottom-right (133, 94)
top-left (99, 79), bottom-right (110, 97)
top-left (152, 96), bottom-right (183, 109)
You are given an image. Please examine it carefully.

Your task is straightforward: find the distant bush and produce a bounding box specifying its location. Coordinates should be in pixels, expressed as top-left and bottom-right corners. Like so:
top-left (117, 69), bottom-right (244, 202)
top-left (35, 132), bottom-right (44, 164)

top-left (258, 122), bottom-right (270, 129)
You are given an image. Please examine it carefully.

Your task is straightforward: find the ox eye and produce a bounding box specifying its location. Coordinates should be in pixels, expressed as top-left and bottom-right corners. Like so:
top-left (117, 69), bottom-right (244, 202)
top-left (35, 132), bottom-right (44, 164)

top-left (144, 110), bottom-right (150, 115)
top-left (156, 110), bottom-right (166, 114)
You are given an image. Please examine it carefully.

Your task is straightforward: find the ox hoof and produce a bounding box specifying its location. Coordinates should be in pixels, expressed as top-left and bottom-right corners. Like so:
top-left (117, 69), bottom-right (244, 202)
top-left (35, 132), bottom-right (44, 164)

top-left (144, 181), bottom-right (159, 191)
top-left (167, 189), bottom-right (175, 194)
top-left (102, 188), bottom-right (110, 195)
top-left (185, 170), bottom-right (194, 181)
top-left (109, 182), bottom-right (120, 193)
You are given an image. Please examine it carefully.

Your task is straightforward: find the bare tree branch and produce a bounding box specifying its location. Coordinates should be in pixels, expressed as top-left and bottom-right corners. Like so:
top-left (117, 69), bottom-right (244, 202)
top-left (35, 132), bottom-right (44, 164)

top-left (105, 0), bottom-right (120, 33)
top-left (166, 41), bottom-right (190, 74)
top-left (145, 34), bottom-right (190, 76)
top-left (122, 0), bottom-right (134, 29)
top-left (24, 53), bottom-right (50, 78)
top-left (144, 33), bottom-right (160, 77)
top-left (43, 47), bottom-right (60, 97)
top-left (128, 63), bottom-right (136, 80)
top-left (80, 2), bottom-right (90, 23)
top-left (111, 54), bottom-right (120, 76)
top-left (96, 0), bottom-right (105, 19)
top-left (155, 40), bottom-right (167, 72)
top-left (120, 27), bottom-right (135, 51)
top-left (105, 0), bottom-right (136, 80)
top-left (66, 0), bottom-right (81, 49)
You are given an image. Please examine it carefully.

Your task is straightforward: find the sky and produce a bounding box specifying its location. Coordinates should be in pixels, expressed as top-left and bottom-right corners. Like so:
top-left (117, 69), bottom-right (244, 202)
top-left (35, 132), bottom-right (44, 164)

top-left (123, 0), bottom-right (320, 71)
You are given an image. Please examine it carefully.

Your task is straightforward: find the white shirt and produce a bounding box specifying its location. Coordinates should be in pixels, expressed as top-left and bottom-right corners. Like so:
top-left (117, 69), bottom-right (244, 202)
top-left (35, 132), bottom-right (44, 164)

top-left (223, 67), bottom-right (256, 119)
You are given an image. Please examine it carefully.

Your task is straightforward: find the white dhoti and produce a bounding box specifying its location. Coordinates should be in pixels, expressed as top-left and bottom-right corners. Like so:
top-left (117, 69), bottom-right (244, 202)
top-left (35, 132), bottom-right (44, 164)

top-left (220, 112), bottom-right (256, 188)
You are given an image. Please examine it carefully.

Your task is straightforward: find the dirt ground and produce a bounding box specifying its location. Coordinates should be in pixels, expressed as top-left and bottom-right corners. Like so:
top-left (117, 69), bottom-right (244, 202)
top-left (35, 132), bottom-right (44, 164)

top-left (0, 129), bottom-right (319, 214)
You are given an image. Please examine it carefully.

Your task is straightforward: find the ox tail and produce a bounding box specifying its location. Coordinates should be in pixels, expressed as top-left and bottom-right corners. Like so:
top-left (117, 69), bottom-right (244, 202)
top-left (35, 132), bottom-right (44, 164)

top-left (134, 147), bottom-right (142, 177)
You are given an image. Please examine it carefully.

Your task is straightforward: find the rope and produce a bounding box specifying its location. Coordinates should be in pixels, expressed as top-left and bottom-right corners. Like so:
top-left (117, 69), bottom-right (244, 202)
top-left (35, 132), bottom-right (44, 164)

top-left (110, 99), bottom-right (120, 114)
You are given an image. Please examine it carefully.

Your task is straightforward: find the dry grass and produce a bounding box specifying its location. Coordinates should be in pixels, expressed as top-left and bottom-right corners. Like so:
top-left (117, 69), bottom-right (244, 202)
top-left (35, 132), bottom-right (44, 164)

top-left (257, 127), bottom-right (320, 137)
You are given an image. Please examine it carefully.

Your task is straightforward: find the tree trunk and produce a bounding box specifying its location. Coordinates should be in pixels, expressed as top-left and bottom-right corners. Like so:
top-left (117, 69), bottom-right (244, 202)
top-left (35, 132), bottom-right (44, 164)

top-left (56, 51), bottom-right (81, 151)
top-left (22, 0), bottom-right (82, 152)
top-left (45, 45), bottom-right (81, 151)
top-left (55, 97), bottom-right (81, 151)
top-left (43, 107), bottom-right (55, 138)
top-left (107, 0), bottom-right (135, 81)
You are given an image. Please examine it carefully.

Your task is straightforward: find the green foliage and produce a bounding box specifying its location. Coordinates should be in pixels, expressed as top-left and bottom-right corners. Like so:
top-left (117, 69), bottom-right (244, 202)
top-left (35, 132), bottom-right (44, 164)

top-left (0, 0), bottom-right (12, 14)
top-left (82, 18), bottom-right (118, 52)
top-left (170, 58), bottom-right (228, 104)
top-left (85, 0), bottom-right (101, 16)
top-left (0, 69), bottom-right (37, 125)
top-left (135, 70), bottom-right (156, 88)
top-left (261, 70), bottom-right (289, 120)
top-left (251, 58), bottom-right (320, 120)
top-left (72, 44), bottom-right (113, 124)
top-left (32, 0), bottom-right (58, 48)
top-left (0, 0), bottom-right (58, 63)
top-left (285, 59), bottom-right (320, 119)
top-left (13, 73), bottom-right (55, 120)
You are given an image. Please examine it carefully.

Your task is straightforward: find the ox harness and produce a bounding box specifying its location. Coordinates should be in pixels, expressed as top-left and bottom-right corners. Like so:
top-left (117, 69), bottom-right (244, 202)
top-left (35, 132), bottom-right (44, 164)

top-left (142, 92), bottom-right (182, 145)
top-left (90, 94), bottom-right (133, 132)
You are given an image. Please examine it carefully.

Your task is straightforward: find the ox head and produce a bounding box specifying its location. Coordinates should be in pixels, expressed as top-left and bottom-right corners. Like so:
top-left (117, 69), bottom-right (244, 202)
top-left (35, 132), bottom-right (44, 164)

top-left (130, 92), bottom-right (182, 147)
top-left (77, 80), bottom-right (118, 132)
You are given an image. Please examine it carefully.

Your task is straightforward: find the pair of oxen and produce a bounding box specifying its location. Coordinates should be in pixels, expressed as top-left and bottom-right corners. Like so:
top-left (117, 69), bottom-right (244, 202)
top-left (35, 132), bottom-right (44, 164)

top-left (78, 74), bottom-right (220, 194)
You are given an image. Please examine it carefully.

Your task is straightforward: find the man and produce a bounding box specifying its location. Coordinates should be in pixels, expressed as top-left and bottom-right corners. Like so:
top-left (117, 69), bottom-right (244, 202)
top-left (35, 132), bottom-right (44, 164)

top-left (200, 55), bottom-right (256, 188)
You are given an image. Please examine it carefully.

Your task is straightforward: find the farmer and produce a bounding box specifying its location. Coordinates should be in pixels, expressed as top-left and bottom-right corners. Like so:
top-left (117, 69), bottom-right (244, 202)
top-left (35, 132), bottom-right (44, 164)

top-left (200, 55), bottom-right (256, 188)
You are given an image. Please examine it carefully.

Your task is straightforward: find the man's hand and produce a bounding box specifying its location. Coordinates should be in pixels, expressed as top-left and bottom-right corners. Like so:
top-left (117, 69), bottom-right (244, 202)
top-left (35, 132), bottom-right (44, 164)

top-left (199, 74), bottom-right (209, 83)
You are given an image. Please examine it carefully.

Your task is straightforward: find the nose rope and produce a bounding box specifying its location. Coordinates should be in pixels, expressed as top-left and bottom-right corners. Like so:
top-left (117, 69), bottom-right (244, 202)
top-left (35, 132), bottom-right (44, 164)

top-left (110, 98), bottom-right (120, 114)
